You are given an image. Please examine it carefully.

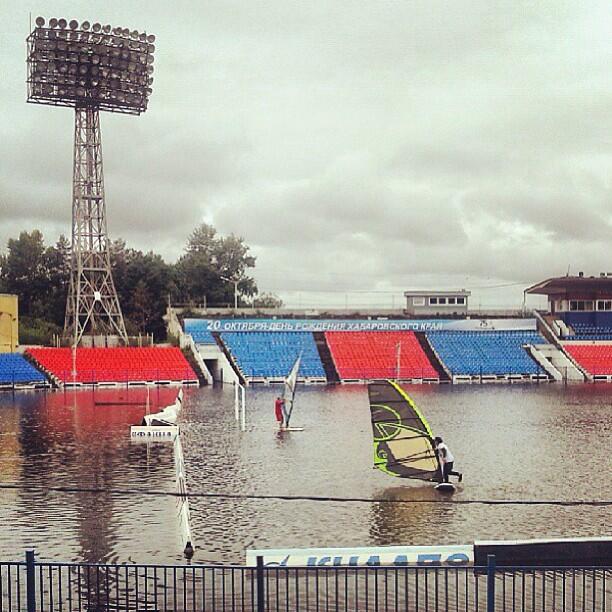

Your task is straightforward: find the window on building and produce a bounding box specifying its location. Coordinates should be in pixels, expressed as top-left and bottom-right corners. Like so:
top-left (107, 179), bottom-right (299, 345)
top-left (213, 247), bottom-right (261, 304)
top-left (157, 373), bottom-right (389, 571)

top-left (413, 297), bottom-right (425, 306)
top-left (456, 297), bottom-right (465, 305)
top-left (438, 297), bottom-right (447, 305)
top-left (597, 300), bottom-right (612, 311)
top-left (429, 297), bottom-right (438, 305)
top-left (570, 300), bottom-right (595, 311)
top-left (448, 297), bottom-right (456, 305)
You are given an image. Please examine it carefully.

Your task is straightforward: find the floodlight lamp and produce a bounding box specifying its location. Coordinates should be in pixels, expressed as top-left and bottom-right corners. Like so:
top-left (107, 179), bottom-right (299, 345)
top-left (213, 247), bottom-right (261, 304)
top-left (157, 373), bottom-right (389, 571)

top-left (82, 21), bottom-right (90, 30)
top-left (148, 43), bottom-right (155, 53)
top-left (146, 34), bottom-right (155, 43)
top-left (102, 24), bottom-right (111, 33)
top-left (138, 32), bottom-right (146, 41)
top-left (92, 22), bottom-right (101, 32)
top-left (58, 19), bottom-right (67, 29)
top-left (35, 16), bottom-right (45, 27)
top-left (49, 18), bottom-right (58, 28)
top-left (130, 30), bottom-right (138, 39)
top-left (122, 28), bottom-right (130, 37)
top-left (69, 20), bottom-right (78, 30)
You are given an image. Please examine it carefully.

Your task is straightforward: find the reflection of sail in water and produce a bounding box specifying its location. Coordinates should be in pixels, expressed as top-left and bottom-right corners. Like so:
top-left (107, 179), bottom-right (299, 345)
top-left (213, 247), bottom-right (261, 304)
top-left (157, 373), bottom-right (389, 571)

top-left (368, 381), bottom-right (441, 481)
top-left (369, 486), bottom-right (438, 545)
top-left (174, 434), bottom-right (195, 558)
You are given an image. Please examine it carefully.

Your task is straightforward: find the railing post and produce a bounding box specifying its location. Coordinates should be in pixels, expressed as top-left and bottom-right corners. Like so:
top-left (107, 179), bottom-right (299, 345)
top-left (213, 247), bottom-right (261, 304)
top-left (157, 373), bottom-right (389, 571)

top-left (486, 554), bottom-right (496, 612)
top-left (26, 549), bottom-right (36, 612)
top-left (256, 555), bottom-right (265, 612)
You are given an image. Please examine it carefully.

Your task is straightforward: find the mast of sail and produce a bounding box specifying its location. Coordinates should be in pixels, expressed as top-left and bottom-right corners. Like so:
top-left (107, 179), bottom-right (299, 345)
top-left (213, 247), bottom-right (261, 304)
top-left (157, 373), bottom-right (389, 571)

top-left (284, 354), bottom-right (301, 427)
top-left (368, 380), bottom-right (441, 481)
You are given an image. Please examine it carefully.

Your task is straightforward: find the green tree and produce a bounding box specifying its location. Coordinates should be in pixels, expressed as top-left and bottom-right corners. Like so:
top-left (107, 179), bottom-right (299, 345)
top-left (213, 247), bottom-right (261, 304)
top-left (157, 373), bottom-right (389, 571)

top-left (0, 230), bottom-right (47, 316)
top-left (175, 223), bottom-right (257, 306)
top-left (252, 292), bottom-right (284, 308)
top-left (110, 242), bottom-right (174, 339)
top-left (42, 235), bottom-right (71, 325)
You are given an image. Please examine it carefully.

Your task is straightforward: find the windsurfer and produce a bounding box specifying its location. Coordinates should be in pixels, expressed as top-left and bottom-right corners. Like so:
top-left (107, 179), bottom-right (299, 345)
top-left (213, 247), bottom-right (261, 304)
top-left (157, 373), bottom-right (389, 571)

top-left (274, 396), bottom-right (286, 429)
top-left (434, 437), bottom-right (463, 483)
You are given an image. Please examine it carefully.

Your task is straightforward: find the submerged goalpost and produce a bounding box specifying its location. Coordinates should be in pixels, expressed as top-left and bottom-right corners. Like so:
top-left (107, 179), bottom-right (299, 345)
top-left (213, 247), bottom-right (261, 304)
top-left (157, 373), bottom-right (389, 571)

top-left (234, 383), bottom-right (246, 431)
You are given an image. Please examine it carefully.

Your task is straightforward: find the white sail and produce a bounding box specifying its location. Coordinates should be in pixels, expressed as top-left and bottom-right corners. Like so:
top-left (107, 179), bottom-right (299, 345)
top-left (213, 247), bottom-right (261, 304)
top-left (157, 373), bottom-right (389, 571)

top-left (283, 355), bottom-right (301, 426)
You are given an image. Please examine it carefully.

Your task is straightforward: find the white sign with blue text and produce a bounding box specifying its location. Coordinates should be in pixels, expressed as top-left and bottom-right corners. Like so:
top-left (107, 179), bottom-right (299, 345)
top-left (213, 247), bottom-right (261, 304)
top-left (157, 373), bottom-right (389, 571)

top-left (246, 545), bottom-right (473, 567)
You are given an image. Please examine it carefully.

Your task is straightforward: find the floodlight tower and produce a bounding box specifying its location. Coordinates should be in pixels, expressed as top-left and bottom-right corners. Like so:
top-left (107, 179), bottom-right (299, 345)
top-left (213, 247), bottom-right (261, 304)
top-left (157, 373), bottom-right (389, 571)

top-left (26, 17), bottom-right (156, 346)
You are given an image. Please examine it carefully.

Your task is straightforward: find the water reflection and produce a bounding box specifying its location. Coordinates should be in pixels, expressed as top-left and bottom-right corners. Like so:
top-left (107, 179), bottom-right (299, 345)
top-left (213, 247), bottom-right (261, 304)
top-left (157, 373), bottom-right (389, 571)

top-left (0, 383), bottom-right (609, 564)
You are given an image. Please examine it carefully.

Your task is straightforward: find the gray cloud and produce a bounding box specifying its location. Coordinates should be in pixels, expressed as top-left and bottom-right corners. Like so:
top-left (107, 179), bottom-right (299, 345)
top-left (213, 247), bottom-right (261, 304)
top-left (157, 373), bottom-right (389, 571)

top-left (1, 0), bottom-right (611, 307)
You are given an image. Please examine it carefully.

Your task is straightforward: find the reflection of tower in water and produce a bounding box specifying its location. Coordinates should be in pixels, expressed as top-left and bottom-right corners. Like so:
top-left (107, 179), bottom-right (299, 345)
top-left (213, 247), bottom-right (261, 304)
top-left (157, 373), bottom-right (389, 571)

top-left (16, 388), bottom-right (177, 563)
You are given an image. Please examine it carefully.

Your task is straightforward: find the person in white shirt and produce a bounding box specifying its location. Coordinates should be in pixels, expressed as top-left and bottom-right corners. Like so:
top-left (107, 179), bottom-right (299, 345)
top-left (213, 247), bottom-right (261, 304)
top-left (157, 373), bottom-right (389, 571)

top-left (434, 436), bottom-right (463, 483)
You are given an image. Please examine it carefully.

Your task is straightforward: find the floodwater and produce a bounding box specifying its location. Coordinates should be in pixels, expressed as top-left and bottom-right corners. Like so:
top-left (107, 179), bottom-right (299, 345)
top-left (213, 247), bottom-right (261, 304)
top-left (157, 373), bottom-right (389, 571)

top-left (0, 383), bottom-right (610, 565)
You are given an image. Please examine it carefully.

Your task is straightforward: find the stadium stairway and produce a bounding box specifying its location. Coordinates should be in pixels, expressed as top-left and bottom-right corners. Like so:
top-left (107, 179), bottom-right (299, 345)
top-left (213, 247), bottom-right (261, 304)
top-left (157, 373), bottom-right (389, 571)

top-left (212, 332), bottom-right (247, 385)
top-left (414, 332), bottom-right (451, 382)
top-left (313, 332), bottom-right (339, 383)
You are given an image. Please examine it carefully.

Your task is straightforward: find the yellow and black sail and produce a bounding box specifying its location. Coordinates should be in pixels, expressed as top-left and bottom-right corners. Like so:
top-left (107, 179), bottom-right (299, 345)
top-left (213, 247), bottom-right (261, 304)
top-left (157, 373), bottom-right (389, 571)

top-left (368, 380), bottom-right (441, 481)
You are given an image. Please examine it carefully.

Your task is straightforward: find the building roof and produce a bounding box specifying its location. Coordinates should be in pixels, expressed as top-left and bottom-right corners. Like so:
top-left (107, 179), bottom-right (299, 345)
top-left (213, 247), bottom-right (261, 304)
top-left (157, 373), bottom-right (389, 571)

top-left (404, 290), bottom-right (471, 297)
top-left (525, 275), bottom-right (612, 296)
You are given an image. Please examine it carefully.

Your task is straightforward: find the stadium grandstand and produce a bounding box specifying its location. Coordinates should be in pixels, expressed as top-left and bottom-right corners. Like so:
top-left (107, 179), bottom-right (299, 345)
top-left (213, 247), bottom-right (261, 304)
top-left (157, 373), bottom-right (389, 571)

top-left (27, 347), bottom-right (197, 386)
top-left (178, 317), bottom-right (555, 384)
top-left (563, 344), bottom-right (612, 380)
top-left (220, 332), bottom-right (326, 382)
top-left (184, 320), bottom-right (216, 344)
top-left (325, 331), bottom-right (439, 382)
top-left (0, 353), bottom-right (48, 388)
top-left (426, 330), bottom-right (546, 380)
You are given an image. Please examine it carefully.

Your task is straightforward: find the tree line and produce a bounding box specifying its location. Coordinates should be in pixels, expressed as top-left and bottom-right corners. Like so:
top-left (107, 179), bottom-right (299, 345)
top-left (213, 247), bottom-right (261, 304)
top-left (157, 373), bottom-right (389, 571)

top-left (0, 223), bottom-right (282, 344)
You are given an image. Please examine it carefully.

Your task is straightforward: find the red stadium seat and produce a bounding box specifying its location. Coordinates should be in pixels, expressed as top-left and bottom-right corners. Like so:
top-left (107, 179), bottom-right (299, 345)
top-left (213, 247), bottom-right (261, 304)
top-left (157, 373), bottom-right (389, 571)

top-left (325, 332), bottom-right (438, 380)
top-left (26, 347), bottom-right (197, 384)
top-left (565, 343), bottom-right (612, 375)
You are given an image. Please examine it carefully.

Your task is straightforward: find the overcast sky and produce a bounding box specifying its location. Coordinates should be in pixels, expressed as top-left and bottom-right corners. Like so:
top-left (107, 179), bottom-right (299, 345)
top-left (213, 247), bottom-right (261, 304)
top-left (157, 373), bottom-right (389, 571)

top-left (1, 1), bottom-right (610, 308)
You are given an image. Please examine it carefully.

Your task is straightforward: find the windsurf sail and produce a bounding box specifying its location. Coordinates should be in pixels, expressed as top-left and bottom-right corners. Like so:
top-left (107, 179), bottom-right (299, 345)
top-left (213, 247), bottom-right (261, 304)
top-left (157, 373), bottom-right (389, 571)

top-left (283, 355), bottom-right (301, 427)
top-left (368, 380), bottom-right (441, 481)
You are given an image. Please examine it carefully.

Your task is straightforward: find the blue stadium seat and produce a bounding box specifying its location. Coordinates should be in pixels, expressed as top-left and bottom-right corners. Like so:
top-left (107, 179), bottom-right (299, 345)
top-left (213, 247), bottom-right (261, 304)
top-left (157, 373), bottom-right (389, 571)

top-left (220, 332), bottom-right (326, 379)
top-left (183, 319), bottom-right (216, 344)
top-left (0, 353), bottom-right (47, 385)
top-left (570, 323), bottom-right (612, 341)
top-left (426, 331), bottom-right (545, 376)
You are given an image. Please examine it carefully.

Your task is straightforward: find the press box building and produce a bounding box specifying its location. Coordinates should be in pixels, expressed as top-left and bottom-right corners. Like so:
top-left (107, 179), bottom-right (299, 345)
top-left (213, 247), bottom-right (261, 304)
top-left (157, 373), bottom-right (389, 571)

top-left (404, 290), bottom-right (470, 316)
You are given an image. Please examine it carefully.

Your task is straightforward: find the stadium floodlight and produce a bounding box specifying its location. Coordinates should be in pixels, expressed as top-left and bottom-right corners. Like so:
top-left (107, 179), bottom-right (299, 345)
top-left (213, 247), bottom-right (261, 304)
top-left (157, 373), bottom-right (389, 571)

top-left (26, 17), bottom-right (157, 346)
top-left (27, 17), bottom-right (154, 115)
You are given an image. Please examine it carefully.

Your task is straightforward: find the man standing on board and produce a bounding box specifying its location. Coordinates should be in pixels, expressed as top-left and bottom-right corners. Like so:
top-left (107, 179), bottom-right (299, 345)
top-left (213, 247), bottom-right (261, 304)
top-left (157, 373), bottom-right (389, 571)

top-left (434, 437), bottom-right (463, 483)
top-left (275, 396), bottom-right (286, 429)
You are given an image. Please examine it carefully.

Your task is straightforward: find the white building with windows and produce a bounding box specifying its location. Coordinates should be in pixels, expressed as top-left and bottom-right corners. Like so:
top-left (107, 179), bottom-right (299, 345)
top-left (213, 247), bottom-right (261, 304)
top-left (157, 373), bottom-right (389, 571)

top-left (404, 290), bottom-right (470, 316)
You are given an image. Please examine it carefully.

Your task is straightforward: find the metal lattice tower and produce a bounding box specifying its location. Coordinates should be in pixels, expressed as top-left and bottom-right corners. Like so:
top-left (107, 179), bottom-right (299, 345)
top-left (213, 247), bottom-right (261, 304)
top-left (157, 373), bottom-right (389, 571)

top-left (64, 108), bottom-right (128, 345)
top-left (26, 17), bottom-right (156, 346)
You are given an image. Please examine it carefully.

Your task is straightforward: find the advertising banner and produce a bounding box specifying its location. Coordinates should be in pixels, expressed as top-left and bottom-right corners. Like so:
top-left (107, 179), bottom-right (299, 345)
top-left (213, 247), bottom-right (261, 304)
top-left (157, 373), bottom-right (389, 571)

top-left (246, 545), bottom-right (473, 567)
top-left (187, 318), bottom-right (536, 334)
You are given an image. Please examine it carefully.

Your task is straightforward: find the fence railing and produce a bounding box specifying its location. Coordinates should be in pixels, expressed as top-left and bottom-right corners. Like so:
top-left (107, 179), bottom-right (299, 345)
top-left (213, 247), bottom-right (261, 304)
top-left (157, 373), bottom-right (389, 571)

top-left (1, 552), bottom-right (609, 611)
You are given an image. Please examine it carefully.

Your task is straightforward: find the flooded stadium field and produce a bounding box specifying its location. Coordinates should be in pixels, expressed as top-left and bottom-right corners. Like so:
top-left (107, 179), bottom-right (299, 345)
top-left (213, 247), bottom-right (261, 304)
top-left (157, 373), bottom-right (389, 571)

top-left (0, 384), bottom-right (609, 564)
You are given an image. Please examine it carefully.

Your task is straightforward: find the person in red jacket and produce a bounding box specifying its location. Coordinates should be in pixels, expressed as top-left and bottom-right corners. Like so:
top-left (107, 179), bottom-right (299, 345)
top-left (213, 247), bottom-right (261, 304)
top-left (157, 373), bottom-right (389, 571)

top-left (274, 396), bottom-right (285, 429)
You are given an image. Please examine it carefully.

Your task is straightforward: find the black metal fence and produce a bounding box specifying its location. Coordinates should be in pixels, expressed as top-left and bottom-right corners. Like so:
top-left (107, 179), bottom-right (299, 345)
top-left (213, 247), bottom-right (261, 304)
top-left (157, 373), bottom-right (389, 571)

top-left (0, 552), bottom-right (609, 611)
